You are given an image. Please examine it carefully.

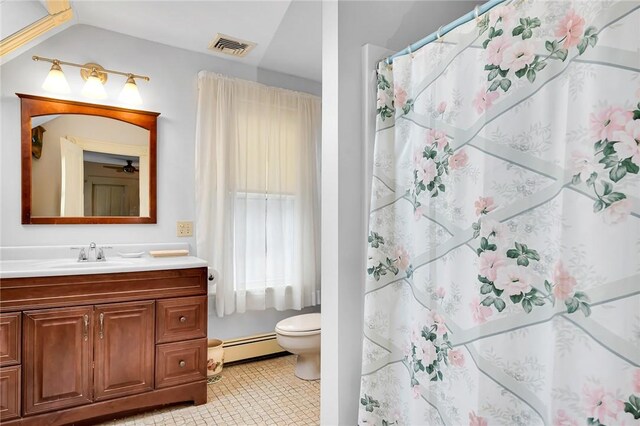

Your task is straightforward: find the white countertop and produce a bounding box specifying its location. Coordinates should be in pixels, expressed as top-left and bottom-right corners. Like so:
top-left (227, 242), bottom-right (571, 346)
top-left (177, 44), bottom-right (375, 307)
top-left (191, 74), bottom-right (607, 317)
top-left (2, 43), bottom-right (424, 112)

top-left (0, 243), bottom-right (208, 279)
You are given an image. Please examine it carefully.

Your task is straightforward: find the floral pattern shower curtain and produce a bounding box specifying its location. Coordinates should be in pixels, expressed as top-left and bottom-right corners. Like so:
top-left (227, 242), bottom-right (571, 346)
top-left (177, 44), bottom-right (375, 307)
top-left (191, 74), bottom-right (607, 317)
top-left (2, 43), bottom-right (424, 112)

top-left (359, 1), bottom-right (640, 425)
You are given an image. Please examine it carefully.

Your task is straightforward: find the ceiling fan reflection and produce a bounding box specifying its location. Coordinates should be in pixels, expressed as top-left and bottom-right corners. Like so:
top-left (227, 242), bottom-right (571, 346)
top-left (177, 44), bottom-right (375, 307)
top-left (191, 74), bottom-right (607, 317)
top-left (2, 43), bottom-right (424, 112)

top-left (103, 160), bottom-right (139, 174)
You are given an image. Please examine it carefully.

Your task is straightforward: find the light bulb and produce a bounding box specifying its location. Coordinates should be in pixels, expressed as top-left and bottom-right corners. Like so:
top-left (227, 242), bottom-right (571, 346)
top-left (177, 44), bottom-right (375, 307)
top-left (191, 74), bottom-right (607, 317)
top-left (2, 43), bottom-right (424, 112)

top-left (119, 75), bottom-right (142, 105)
top-left (41, 62), bottom-right (70, 93)
top-left (81, 69), bottom-right (107, 99)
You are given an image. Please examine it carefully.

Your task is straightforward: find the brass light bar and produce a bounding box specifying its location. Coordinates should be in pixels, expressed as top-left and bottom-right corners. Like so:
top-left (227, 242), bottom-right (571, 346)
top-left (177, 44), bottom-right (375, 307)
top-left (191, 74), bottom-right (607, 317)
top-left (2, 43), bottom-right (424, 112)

top-left (32, 55), bottom-right (150, 81)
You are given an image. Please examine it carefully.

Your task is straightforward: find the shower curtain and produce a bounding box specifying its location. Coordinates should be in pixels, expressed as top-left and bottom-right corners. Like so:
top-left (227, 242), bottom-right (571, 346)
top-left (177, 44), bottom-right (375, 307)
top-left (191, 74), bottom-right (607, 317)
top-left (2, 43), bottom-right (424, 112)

top-left (359, 1), bottom-right (640, 425)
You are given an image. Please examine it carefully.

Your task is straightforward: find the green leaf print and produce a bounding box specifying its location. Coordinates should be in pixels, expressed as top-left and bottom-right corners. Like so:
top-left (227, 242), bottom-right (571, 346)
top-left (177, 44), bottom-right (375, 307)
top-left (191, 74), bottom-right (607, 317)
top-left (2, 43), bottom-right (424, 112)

top-left (493, 298), bottom-right (506, 312)
top-left (360, 394), bottom-right (380, 412)
top-left (624, 394), bottom-right (640, 419)
top-left (368, 231), bottom-right (385, 248)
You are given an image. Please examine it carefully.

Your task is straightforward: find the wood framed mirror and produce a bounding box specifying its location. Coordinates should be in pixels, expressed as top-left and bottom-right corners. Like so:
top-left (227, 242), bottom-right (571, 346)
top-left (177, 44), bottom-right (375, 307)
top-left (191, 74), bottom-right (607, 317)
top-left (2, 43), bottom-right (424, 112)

top-left (18, 93), bottom-right (160, 224)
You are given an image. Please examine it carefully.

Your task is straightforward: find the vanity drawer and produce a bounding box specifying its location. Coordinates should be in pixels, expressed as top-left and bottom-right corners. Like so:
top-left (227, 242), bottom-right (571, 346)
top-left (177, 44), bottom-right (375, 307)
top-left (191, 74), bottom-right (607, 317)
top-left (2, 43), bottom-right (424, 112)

top-left (155, 338), bottom-right (207, 389)
top-left (156, 296), bottom-right (207, 343)
top-left (0, 365), bottom-right (21, 421)
top-left (0, 312), bottom-right (21, 367)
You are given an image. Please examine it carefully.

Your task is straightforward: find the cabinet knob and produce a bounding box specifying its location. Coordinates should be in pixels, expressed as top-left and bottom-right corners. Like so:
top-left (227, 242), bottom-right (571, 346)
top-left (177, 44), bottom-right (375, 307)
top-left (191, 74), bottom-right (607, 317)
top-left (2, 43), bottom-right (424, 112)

top-left (179, 360), bottom-right (186, 368)
top-left (179, 316), bottom-right (187, 323)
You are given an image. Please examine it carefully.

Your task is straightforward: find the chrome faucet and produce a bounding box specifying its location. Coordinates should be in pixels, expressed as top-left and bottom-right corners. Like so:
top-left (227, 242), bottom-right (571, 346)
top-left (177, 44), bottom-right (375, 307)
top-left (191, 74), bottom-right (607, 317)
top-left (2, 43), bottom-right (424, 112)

top-left (88, 242), bottom-right (97, 262)
top-left (72, 242), bottom-right (108, 262)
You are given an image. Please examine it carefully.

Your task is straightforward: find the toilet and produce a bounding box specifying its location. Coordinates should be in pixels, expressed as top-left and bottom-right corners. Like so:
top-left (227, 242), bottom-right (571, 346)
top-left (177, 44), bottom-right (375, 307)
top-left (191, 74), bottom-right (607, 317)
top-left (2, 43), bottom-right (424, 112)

top-left (275, 313), bottom-right (321, 380)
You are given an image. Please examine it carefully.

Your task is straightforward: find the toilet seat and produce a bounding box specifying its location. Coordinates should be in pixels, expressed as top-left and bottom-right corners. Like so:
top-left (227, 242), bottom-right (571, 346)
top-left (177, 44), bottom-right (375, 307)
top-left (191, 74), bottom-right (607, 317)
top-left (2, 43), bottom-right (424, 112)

top-left (275, 313), bottom-right (320, 337)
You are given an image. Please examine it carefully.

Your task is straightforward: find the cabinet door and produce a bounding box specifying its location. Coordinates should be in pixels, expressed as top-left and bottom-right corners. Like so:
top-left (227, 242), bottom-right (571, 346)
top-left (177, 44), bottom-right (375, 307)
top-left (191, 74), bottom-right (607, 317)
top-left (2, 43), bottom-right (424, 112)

top-left (23, 306), bottom-right (93, 416)
top-left (93, 301), bottom-right (155, 401)
top-left (0, 313), bottom-right (21, 367)
top-left (0, 365), bottom-right (21, 421)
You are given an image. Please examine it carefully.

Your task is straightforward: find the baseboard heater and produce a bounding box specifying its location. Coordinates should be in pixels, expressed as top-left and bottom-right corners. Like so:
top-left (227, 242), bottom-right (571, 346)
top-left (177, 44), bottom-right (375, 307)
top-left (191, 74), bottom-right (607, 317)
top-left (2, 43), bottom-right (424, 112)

top-left (223, 332), bottom-right (286, 363)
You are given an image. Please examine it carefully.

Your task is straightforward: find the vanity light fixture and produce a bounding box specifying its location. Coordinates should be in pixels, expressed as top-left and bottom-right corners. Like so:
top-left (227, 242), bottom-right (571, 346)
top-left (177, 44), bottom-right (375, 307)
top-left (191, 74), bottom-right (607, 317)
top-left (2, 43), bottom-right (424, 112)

top-left (119, 74), bottom-right (142, 105)
top-left (41, 60), bottom-right (70, 94)
top-left (80, 63), bottom-right (108, 99)
top-left (32, 55), bottom-right (150, 104)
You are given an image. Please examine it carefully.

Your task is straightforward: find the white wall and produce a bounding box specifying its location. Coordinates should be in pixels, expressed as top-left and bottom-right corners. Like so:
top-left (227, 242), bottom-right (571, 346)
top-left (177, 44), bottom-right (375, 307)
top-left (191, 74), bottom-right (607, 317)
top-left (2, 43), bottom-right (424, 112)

top-left (0, 24), bottom-right (321, 339)
top-left (321, 2), bottom-right (481, 424)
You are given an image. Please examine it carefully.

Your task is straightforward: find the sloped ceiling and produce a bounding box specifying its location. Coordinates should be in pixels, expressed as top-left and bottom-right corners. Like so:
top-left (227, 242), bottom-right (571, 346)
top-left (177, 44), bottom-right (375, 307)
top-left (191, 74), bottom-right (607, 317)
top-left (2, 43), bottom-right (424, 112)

top-left (70, 0), bottom-right (322, 82)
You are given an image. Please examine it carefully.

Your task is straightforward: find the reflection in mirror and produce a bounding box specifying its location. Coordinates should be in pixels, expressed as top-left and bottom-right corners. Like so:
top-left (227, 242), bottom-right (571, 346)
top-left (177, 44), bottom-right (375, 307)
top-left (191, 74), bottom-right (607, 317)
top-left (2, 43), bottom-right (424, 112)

top-left (83, 152), bottom-right (140, 216)
top-left (30, 115), bottom-right (150, 217)
top-left (19, 93), bottom-right (159, 224)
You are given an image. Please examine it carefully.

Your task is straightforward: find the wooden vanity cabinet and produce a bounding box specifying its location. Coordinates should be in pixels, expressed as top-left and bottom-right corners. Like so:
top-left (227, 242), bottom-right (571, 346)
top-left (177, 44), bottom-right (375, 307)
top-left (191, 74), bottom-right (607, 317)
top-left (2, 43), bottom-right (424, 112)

top-left (0, 267), bottom-right (207, 425)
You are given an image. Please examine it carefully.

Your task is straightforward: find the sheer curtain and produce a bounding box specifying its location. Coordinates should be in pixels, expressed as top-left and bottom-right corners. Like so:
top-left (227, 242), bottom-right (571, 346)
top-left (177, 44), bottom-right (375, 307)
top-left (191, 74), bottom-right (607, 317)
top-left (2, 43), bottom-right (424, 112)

top-left (195, 71), bottom-right (321, 317)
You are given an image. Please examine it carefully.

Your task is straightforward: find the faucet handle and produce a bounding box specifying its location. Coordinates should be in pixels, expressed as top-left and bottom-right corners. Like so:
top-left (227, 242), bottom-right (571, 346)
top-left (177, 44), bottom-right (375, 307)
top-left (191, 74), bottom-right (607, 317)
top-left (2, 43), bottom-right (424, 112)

top-left (97, 248), bottom-right (106, 261)
top-left (75, 248), bottom-right (87, 262)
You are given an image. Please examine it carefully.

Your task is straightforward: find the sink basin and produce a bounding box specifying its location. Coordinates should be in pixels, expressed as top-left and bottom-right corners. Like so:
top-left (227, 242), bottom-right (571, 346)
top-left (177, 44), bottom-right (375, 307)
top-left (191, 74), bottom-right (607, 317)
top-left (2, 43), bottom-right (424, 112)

top-left (45, 259), bottom-right (137, 269)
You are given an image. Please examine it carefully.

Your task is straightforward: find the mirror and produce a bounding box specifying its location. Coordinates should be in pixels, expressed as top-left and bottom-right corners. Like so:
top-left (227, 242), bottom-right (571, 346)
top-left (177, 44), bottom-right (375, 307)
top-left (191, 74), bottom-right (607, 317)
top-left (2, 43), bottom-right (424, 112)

top-left (19, 93), bottom-right (159, 224)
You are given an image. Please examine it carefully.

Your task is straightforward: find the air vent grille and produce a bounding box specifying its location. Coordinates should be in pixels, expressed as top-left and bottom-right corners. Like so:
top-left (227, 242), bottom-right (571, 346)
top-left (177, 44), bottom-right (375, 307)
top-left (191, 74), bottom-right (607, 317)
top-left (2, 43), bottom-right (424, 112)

top-left (208, 33), bottom-right (256, 57)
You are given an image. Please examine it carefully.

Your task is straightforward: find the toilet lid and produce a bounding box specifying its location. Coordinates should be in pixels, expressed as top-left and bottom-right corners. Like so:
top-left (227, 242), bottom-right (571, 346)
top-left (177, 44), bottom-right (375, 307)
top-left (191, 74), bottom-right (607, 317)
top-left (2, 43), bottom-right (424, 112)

top-left (275, 313), bottom-right (320, 333)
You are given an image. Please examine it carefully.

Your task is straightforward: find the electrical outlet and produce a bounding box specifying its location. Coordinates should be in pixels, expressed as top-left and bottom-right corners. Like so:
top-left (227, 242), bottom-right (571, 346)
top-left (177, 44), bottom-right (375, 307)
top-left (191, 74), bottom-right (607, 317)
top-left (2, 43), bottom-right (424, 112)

top-left (176, 221), bottom-right (193, 237)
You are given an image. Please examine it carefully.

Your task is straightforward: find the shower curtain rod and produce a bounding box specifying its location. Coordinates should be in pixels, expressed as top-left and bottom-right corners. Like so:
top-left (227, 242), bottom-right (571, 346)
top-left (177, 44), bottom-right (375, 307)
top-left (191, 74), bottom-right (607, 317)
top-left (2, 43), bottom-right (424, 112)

top-left (384, 0), bottom-right (507, 64)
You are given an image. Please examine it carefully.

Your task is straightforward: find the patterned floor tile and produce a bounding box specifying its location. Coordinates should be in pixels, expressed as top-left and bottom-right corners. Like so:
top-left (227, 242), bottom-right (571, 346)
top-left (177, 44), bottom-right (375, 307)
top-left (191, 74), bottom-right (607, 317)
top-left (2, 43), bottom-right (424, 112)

top-left (99, 355), bottom-right (319, 426)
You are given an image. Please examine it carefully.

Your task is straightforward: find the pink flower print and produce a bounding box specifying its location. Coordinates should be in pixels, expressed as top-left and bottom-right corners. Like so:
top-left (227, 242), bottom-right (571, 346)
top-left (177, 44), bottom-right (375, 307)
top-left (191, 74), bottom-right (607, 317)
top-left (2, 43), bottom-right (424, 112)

top-left (589, 107), bottom-right (632, 141)
top-left (468, 411), bottom-right (488, 426)
top-left (427, 129), bottom-right (449, 149)
top-left (474, 196), bottom-right (496, 216)
top-left (395, 246), bottom-right (410, 270)
top-left (414, 205), bottom-right (425, 221)
top-left (583, 385), bottom-right (625, 423)
top-left (479, 218), bottom-right (509, 245)
top-left (479, 251), bottom-right (507, 282)
top-left (437, 101), bottom-right (447, 114)
top-left (473, 87), bottom-right (500, 114)
top-left (419, 340), bottom-right (437, 365)
top-left (376, 90), bottom-right (389, 109)
top-left (603, 198), bottom-right (631, 225)
top-left (448, 349), bottom-right (465, 367)
top-left (486, 35), bottom-right (512, 66)
top-left (395, 86), bottom-right (408, 109)
top-left (495, 265), bottom-right (532, 297)
top-left (570, 148), bottom-right (604, 181)
top-left (435, 286), bottom-right (446, 298)
top-left (500, 40), bottom-right (535, 72)
top-left (551, 261), bottom-right (577, 301)
top-left (553, 409), bottom-right (578, 426)
top-left (403, 340), bottom-right (413, 358)
top-left (613, 119), bottom-right (640, 165)
top-left (429, 311), bottom-right (448, 336)
top-left (489, 4), bottom-right (516, 27)
top-left (470, 296), bottom-right (494, 324)
top-left (555, 9), bottom-right (585, 49)
top-left (449, 149), bottom-right (469, 170)
top-left (412, 384), bottom-right (422, 399)
top-left (633, 369), bottom-right (640, 393)
top-left (417, 157), bottom-right (437, 184)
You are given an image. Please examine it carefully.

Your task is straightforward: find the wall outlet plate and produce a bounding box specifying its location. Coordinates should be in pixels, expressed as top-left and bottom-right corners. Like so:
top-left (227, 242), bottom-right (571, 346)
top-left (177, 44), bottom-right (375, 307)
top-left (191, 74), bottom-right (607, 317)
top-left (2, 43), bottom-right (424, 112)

top-left (176, 221), bottom-right (193, 237)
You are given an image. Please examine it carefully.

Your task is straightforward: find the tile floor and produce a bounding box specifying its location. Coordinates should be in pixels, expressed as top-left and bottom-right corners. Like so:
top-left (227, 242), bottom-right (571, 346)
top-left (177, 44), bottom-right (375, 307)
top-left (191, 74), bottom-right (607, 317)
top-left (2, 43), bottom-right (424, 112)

top-left (99, 355), bottom-right (320, 425)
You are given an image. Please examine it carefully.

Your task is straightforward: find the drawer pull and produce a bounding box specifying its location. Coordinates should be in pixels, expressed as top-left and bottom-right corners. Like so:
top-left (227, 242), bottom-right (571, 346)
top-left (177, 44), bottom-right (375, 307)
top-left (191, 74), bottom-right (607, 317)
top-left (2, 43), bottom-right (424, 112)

top-left (178, 360), bottom-right (186, 368)
top-left (179, 316), bottom-right (187, 323)
top-left (83, 314), bottom-right (89, 341)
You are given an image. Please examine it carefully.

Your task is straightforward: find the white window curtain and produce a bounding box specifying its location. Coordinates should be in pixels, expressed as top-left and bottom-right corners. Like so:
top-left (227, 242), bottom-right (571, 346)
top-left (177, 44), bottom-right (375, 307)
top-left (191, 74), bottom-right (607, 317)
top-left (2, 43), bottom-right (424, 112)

top-left (195, 71), bottom-right (321, 317)
top-left (59, 137), bottom-right (84, 216)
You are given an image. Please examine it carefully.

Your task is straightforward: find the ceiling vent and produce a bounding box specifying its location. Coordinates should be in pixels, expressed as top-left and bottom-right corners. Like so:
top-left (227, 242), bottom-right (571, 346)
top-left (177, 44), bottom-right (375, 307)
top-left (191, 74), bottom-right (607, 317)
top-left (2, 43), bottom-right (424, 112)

top-left (208, 33), bottom-right (256, 57)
